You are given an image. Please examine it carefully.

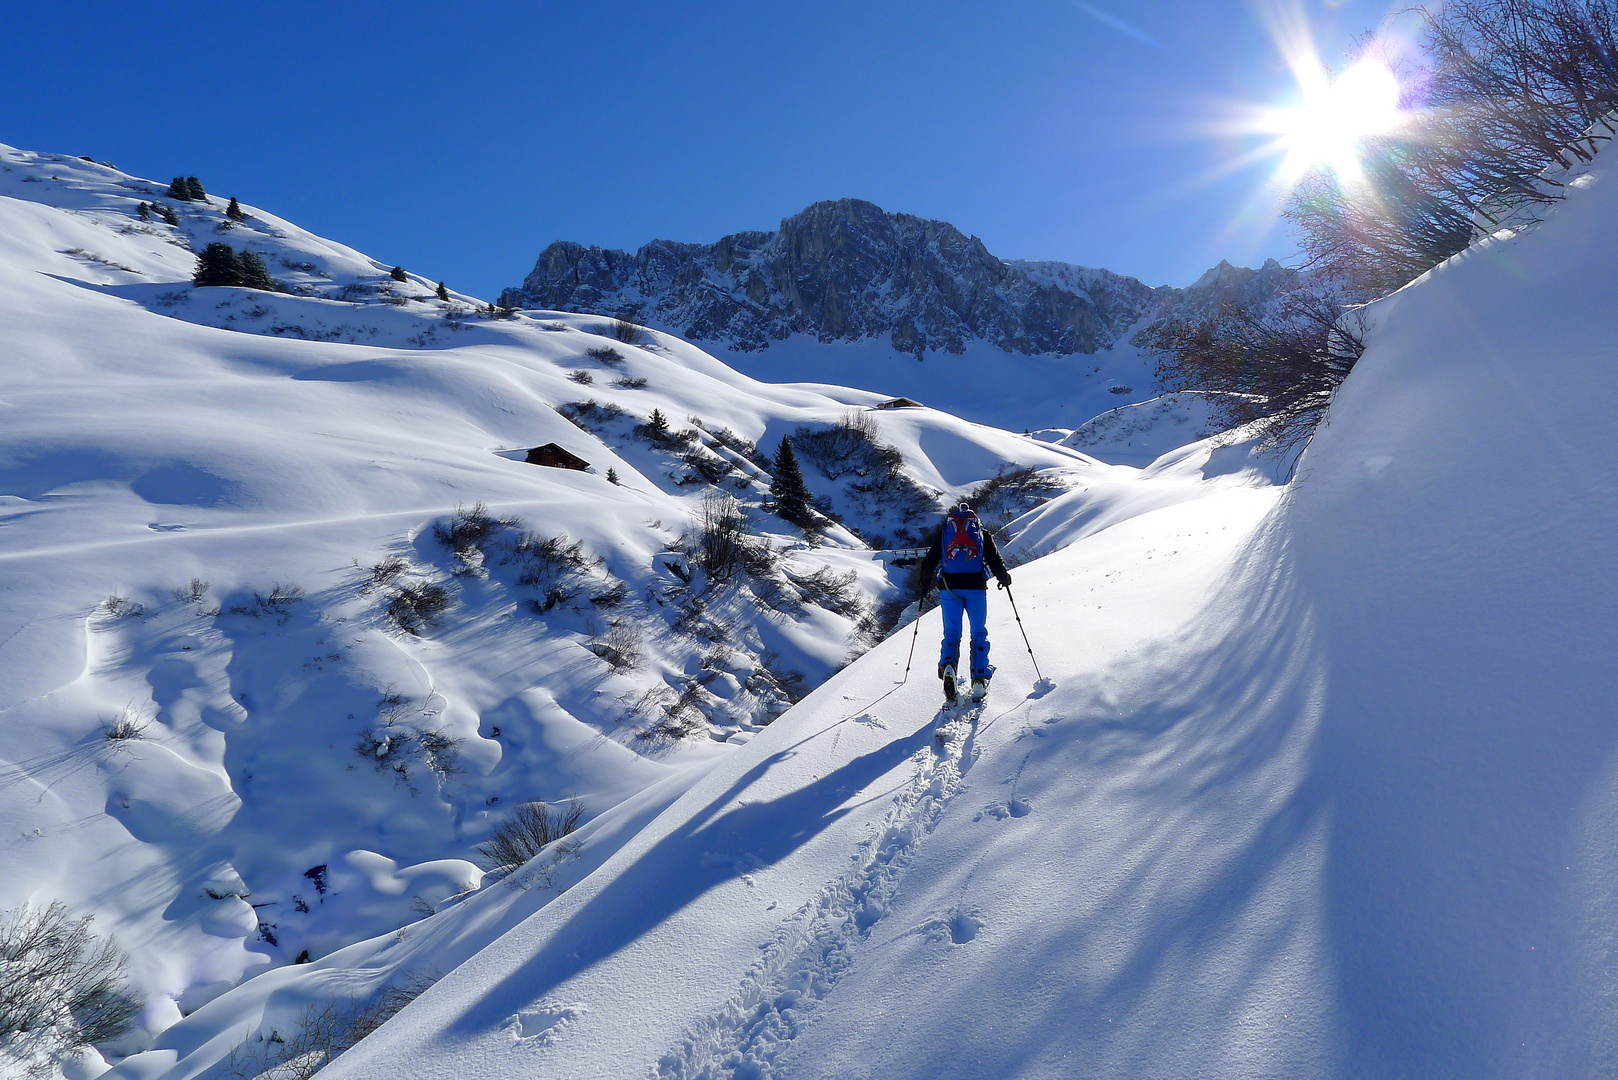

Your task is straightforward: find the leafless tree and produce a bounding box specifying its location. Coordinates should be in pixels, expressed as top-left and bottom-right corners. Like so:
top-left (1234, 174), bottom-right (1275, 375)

top-left (1288, 0), bottom-right (1618, 295)
top-left (1140, 287), bottom-right (1367, 456)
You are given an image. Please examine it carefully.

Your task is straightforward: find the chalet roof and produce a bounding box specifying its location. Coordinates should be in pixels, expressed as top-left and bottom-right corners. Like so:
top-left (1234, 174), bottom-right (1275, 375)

top-left (525, 442), bottom-right (590, 471)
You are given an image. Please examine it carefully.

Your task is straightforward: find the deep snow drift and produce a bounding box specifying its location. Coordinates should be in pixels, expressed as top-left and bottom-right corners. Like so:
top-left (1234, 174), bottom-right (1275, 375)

top-left (297, 132), bottom-right (1615, 1079)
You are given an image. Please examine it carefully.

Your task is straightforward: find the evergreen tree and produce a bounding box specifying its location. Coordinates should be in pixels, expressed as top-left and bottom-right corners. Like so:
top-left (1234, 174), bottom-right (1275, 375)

top-left (770, 436), bottom-right (812, 525)
top-left (185, 176), bottom-right (206, 200)
top-left (390, 265), bottom-right (408, 283)
top-left (436, 281), bottom-right (449, 301)
top-left (166, 177), bottom-right (191, 200)
top-left (136, 202), bottom-right (151, 222)
top-left (645, 408), bottom-right (670, 442)
top-left (226, 197), bottom-right (245, 221)
top-left (238, 249), bottom-right (276, 291)
top-left (157, 204), bottom-right (178, 226)
top-left (193, 243), bottom-right (244, 287)
top-left (606, 467), bottom-right (620, 485)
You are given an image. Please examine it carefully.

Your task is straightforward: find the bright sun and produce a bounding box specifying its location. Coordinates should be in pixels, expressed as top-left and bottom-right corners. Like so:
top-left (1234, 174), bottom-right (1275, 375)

top-left (1267, 59), bottom-right (1404, 183)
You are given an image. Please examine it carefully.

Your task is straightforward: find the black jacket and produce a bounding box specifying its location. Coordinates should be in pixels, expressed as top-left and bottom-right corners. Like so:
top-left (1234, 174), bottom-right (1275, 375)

top-left (916, 518), bottom-right (1010, 594)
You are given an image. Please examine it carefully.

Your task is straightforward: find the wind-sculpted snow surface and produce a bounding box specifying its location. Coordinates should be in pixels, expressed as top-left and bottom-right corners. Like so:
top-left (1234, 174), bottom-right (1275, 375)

top-left (0, 144), bottom-right (1152, 1078)
top-left (321, 133), bottom-right (1617, 1079)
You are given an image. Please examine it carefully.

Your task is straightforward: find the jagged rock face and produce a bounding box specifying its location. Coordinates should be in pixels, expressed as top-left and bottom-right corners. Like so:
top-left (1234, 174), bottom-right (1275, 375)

top-left (501, 199), bottom-right (1296, 358)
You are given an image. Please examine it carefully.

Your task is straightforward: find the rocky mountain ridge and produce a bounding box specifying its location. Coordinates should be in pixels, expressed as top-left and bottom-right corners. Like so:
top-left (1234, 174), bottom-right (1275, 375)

top-left (500, 198), bottom-right (1296, 360)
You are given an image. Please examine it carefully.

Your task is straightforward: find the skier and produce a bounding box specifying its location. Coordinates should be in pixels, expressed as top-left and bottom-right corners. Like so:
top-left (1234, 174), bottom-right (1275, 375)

top-left (915, 502), bottom-right (1011, 703)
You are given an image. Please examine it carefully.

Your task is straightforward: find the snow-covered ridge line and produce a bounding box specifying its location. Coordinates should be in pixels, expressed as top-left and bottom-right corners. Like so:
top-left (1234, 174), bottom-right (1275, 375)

top-left (499, 198), bottom-right (1296, 362)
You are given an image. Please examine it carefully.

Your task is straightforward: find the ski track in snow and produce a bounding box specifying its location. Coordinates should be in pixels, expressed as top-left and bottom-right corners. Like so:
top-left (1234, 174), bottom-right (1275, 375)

top-left (655, 705), bottom-right (984, 1080)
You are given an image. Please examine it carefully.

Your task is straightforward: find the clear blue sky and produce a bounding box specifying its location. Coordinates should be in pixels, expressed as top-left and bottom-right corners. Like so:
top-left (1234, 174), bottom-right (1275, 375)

top-left (1, 1), bottom-right (1397, 298)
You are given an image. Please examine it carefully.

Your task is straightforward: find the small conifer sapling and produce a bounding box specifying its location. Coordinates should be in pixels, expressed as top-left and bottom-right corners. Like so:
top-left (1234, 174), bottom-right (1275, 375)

top-left (226, 196), bottom-right (245, 221)
top-left (645, 408), bottom-right (670, 442)
top-left (770, 436), bottom-right (812, 525)
top-left (436, 281), bottom-right (449, 301)
top-left (390, 266), bottom-right (408, 283)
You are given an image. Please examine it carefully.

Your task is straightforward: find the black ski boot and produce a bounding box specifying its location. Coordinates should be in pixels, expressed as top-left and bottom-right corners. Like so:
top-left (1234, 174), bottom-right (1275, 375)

top-left (941, 664), bottom-right (958, 704)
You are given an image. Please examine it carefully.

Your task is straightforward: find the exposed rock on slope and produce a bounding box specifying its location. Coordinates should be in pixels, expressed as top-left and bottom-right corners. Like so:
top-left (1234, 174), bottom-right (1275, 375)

top-left (501, 199), bottom-right (1295, 360)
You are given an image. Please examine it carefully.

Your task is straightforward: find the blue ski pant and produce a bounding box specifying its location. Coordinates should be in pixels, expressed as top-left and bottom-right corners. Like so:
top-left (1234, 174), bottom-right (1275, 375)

top-left (939, 587), bottom-right (990, 680)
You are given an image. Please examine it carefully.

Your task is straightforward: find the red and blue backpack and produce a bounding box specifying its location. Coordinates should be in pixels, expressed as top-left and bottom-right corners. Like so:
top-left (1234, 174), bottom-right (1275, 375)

top-left (940, 506), bottom-right (985, 576)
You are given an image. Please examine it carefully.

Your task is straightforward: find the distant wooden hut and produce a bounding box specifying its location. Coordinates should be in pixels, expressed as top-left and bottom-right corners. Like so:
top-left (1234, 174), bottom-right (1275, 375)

top-left (525, 443), bottom-right (590, 471)
top-left (874, 397), bottom-right (923, 410)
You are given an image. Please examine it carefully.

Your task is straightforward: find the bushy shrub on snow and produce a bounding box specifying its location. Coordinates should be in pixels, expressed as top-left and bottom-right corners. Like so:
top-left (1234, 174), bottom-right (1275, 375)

top-left (558, 399), bottom-right (627, 433)
top-left (476, 799), bottom-right (585, 873)
top-left (791, 411), bottom-right (939, 541)
top-left (0, 901), bottom-right (143, 1072)
top-left (383, 581), bottom-right (450, 635)
top-left (968, 466), bottom-right (1067, 535)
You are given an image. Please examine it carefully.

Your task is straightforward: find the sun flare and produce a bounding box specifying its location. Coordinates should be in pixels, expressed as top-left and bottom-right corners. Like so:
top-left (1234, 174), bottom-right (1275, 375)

top-left (1266, 58), bottom-right (1405, 183)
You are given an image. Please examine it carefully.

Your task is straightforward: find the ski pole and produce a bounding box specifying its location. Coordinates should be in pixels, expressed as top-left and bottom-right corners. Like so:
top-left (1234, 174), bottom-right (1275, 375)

top-left (899, 598), bottom-right (922, 684)
top-left (1002, 585), bottom-right (1044, 684)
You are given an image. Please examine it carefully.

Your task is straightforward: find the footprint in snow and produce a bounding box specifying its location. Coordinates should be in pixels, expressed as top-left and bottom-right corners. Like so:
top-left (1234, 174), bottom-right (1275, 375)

top-left (973, 798), bottom-right (1033, 822)
top-left (504, 1001), bottom-right (586, 1047)
top-left (915, 909), bottom-right (986, 945)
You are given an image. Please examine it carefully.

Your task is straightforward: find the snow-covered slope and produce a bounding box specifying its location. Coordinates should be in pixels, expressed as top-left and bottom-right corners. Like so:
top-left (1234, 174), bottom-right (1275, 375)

top-left (3, 146), bottom-right (1231, 1077)
top-left (306, 129), bottom-right (1618, 1078)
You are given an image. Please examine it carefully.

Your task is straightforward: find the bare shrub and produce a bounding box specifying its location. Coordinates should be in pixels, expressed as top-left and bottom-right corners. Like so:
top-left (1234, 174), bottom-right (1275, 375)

top-left (612, 375), bottom-right (650, 390)
top-left (788, 564), bottom-right (866, 619)
top-left (568, 369), bottom-right (594, 385)
top-left (362, 557), bottom-right (407, 593)
top-left (104, 704), bottom-right (150, 743)
top-left (608, 315), bottom-right (645, 344)
top-left (693, 420), bottom-right (764, 467)
top-left (98, 593), bottom-right (145, 619)
top-left (220, 972), bottom-right (436, 1080)
top-left (433, 502), bottom-right (517, 575)
top-left (685, 492), bottom-right (748, 583)
top-left (384, 581), bottom-right (450, 635)
top-left (476, 799), bottom-right (585, 873)
top-left (791, 411), bottom-right (888, 477)
top-left (637, 682), bottom-right (710, 741)
top-left (171, 578), bottom-right (211, 604)
top-left (559, 399), bottom-right (628, 433)
top-left (587, 619), bottom-right (641, 671)
top-left (432, 502), bottom-right (508, 554)
top-left (414, 729), bottom-right (461, 783)
top-left (508, 532), bottom-right (594, 610)
top-left (0, 901), bottom-right (143, 1071)
top-left (680, 446), bottom-right (733, 484)
top-left (585, 345), bottom-right (625, 364)
top-left (355, 688), bottom-right (457, 788)
top-left (589, 580), bottom-right (630, 607)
